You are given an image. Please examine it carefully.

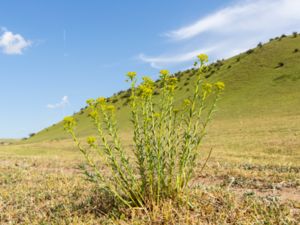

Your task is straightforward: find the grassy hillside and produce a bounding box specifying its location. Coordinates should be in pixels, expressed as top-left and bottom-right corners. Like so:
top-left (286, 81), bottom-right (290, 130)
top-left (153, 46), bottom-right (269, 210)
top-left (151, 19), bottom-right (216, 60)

top-left (29, 34), bottom-right (300, 142)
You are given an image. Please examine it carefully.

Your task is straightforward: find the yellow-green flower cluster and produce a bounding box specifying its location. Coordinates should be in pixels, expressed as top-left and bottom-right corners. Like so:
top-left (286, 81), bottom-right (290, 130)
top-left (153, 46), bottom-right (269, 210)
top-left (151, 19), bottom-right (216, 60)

top-left (215, 81), bottom-right (225, 90)
top-left (127, 72), bottom-right (137, 81)
top-left (153, 112), bottom-right (161, 118)
top-left (165, 76), bottom-right (178, 92)
top-left (159, 69), bottom-right (170, 80)
top-left (87, 136), bottom-right (96, 146)
top-left (142, 76), bottom-right (154, 85)
top-left (203, 83), bottom-right (213, 93)
top-left (139, 76), bottom-right (155, 98)
top-left (105, 105), bottom-right (115, 112)
top-left (183, 99), bottom-right (191, 107)
top-left (166, 77), bottom-right (177, 85)
top-left (197, 54), bottom-right (209, 64)
top-left (139, 85), bottom-right (153, 98)
top-left (160, 69), bottom-right (169, 76)
top-left (86, 98), bottom-right (95, 107)
top-left (63, 116), bottom-right (76, 130)
top-left (97, 97), bottom-right (106, 105)
top-left (88, 110), bottom-right (98, 119)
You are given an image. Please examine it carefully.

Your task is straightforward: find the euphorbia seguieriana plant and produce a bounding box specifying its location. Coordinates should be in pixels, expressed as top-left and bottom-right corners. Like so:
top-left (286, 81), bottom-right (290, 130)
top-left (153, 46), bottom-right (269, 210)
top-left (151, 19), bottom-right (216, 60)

top-left (64, 54), bottom-right (224, 209)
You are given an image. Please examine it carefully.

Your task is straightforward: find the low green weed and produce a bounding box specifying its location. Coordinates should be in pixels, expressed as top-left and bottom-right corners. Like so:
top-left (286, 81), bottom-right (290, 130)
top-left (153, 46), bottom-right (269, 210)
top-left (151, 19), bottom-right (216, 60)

top-left (64, 54), bottom-right (224, 210)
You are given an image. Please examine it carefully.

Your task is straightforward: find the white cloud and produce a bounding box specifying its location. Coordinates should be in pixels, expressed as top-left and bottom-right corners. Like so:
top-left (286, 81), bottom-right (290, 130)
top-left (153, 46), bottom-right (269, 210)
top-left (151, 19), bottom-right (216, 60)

top-left (139, 46), bottom-right (218, 69)
top-left (140, 0), bottom-right (300, 68)
top-left (47, 96), bottom-right (70, 109)
top-left (0, 28), bottom-right (31, 55)
top-left (166, 0), bottom-right (300, 41)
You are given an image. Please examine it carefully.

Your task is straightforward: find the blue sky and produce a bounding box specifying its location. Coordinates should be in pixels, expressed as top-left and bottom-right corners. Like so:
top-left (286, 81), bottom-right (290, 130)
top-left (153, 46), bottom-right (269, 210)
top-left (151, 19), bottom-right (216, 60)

top-left (1, 0), bottom-right (300, 138)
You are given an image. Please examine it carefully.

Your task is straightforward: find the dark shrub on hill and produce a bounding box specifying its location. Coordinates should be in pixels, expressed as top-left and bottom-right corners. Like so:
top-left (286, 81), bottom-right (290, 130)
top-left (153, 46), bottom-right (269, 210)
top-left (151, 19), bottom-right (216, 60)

top-left (278, 34), bottom-right (286, 41)
top-left (29, 133), bottom-right (36, 137)
top-left (236, 57), bottom-right (240, 62)
top-left (121, 92), bottom-right (130, 99)
top-left (294, 48), bottom-right (299, 53)
top-left (246, 49), bottom-right (254, 54)
top-left (216, 60), bottom-right (224, 66)
top-left (257, 42), bottom-right (263, 48)
top-left (186, 88), bottom-right (190, 92)
top-left (112, 99), bottom-right (118, 103)
top-left (293, 32), bottom-right (298, 38)
top-left (173, 72), bottom-right (179, 77)
top-left (153, 90), bottom-right (159, 95)
top-left (184, 82), bottom-right (189, 86)
top-left (276, 62), bottom-right (284, 68)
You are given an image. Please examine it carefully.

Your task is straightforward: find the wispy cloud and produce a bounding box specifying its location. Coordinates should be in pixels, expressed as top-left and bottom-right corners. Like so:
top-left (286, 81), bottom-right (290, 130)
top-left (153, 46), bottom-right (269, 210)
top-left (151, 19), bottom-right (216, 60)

top-left (0, 28), bottom-right (31, 55)
top-left (140, 0), bottom-right (300, 68)
top-left (139, 46), bottom-right (218, 69)
top-left (47, 96), bottom-right (70, 109)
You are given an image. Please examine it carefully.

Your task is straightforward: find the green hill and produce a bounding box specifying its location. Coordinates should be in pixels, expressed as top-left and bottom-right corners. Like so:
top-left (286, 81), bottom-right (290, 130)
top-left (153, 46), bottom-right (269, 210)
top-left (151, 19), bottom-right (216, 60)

top-left (29, 34), bottom-right (300, 142)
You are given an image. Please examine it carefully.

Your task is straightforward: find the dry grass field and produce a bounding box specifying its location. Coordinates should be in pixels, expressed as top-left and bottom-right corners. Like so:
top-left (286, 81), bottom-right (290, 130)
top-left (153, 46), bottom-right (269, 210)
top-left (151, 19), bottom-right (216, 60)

top-left (1, 114), bottom-right (299, 224)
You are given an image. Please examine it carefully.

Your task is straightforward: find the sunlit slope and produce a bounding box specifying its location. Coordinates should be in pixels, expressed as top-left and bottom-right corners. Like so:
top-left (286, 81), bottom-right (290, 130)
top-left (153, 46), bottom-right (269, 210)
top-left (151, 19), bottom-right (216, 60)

top-left (29, 35), bottom-right (300, 142)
